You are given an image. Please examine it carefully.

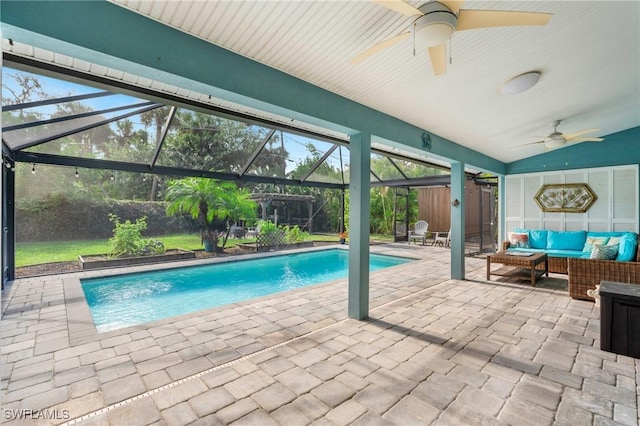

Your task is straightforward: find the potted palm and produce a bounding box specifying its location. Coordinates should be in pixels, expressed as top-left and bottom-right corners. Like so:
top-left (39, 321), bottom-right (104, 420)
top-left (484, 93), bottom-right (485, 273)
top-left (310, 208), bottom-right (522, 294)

top-left (165, 177), bottom-right (256, 253)
top-left (339, 231), bottom-right (348, 244)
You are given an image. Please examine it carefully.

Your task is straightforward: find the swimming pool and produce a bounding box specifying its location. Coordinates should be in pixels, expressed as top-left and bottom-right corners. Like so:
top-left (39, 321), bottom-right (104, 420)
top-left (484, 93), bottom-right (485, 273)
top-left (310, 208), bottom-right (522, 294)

top-left (81, 249), bottom-right (412, 332)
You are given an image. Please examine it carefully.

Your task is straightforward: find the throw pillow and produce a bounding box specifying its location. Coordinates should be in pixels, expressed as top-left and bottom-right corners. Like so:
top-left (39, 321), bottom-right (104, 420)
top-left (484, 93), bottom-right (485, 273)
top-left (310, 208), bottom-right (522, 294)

top-left (590, 244), bottom-right (619, 260)
top-left (582, 236), bottom-right (609, 253)
top-left (607, 237), bottom-right (621, 246)
top-left (509, 232), bottom-right (530, 249)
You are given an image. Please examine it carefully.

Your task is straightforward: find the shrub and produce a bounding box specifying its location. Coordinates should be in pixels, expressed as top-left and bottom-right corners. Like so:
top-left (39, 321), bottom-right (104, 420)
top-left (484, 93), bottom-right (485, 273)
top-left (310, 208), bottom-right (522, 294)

top-left (284, 225), bottom-right (309, 243)
top-left (108, 214), bottom-right (165, 257)
top-left (139, 238), bottom-right (166, 255)
top-left (257, 220), bottom-right (279, 236)
top-left (256, 221), bottom-right (309, 245)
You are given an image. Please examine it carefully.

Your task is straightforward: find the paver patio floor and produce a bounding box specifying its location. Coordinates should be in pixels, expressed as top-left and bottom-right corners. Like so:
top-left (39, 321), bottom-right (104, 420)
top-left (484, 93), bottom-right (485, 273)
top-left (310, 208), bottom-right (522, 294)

top-left (1, 244), bottom-right (638, 425)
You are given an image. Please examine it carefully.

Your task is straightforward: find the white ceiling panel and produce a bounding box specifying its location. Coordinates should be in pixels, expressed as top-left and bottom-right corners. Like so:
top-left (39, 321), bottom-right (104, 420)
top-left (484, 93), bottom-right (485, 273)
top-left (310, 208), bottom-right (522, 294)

top-left (93, 0), bottom-right (639, 163)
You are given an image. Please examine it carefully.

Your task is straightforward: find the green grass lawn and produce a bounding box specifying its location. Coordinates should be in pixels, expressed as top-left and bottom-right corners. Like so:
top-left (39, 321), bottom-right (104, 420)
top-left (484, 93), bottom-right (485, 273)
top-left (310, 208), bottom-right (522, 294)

top-left (15, 232), bottom-right (344, 267)
top-left (15, 234), bottom-right (200, 267)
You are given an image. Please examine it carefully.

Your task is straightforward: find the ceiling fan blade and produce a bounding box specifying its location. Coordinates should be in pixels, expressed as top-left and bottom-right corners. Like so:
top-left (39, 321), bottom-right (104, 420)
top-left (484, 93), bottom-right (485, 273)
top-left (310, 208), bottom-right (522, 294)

top-left (428, 44), bottom-right (447, 76)
top-left (514, 140), bottom-right (545, 148)
top-left (563, 128), bottom-right (601, 140)
top-left (568, 137), bottom-right (604, 143)
top-left (439, 0), bottom-right (465, 15)
top-left (372, 0), bottom-right (423, 17)
top-left (456, 9), bottom-right (552, 31)
top-left (350, 32), bottom-right (411, 65)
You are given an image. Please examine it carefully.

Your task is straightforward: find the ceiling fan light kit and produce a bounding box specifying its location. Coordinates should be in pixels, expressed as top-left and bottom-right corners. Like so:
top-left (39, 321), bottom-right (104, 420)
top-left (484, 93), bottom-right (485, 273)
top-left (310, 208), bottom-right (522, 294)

top-left (544, 133), bottom-right (567, 149)
top-left (412, 2), bottom-right (457, 48)
top-left (501, 71), bottom-right (541, 95)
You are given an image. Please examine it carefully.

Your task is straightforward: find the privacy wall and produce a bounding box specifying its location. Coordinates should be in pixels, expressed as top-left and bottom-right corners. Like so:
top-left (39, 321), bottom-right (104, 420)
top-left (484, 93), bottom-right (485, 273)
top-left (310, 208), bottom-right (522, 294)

top-left (417, 185), bottom-right (493, 237)
top-left (505, 165), bottom-right (639, 233)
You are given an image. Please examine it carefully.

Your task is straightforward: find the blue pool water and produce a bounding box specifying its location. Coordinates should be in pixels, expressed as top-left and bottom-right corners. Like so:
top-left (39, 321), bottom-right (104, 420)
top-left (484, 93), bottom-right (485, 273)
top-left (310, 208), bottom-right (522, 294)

top-left (81, 249), bottom-right (412, 332)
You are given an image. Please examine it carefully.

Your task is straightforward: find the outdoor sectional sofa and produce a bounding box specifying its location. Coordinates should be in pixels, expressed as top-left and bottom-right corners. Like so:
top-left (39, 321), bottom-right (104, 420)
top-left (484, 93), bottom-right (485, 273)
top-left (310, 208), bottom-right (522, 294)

top-left (502, 229), bottom-right (640, 301)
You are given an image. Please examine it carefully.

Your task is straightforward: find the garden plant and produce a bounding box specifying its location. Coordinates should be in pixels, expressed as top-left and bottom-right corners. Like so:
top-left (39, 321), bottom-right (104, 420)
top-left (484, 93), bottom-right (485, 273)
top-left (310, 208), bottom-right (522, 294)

top-left (108, 214), bottom-right (165, 258)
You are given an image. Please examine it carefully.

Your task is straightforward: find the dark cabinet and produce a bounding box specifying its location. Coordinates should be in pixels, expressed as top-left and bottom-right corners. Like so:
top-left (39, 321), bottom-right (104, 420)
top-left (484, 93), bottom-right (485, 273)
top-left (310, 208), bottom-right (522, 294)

top-left (599, 281), bottom-right (640, 358)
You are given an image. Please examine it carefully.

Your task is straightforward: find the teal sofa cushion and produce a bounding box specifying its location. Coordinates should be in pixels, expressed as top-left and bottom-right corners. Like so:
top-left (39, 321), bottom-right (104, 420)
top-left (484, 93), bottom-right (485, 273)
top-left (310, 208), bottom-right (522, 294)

top-left (617, 234), bottom-right (638, 261)
top-left (547, 230), bottom-right (586, 251)
top-left (528, 230), bottom-right (548, 249)
top-left (544, 249), bottom-right (589, 258)
top-left (586, 231), bottom-right (635, 238)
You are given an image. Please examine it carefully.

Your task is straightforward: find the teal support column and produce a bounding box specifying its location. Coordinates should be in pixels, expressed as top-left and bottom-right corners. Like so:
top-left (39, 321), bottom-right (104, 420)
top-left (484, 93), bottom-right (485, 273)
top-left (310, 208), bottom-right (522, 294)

top-left (498, 175), bottom-right (506, 246)
top-left (450, 161), bottom-right (465, 280)
top-left (348, 132), bottom-right (371, 320)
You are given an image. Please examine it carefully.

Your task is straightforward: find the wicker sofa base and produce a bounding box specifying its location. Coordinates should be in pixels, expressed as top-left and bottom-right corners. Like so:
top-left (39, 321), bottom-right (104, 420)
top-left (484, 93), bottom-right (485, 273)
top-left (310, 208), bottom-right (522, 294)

top-left (539, 256), bottom-right (568, 274)
top-left (568, 258), bottom-right (640, 301)
top-left (503, 235), bottom-right (640, 301)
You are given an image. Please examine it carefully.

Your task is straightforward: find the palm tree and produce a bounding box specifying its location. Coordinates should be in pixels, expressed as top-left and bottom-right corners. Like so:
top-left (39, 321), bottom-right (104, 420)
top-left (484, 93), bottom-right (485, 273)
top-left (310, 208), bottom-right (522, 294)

top-left (165, 178), bottom-right (256, 252)
top-left (220, 187), bottom-right (257, 248)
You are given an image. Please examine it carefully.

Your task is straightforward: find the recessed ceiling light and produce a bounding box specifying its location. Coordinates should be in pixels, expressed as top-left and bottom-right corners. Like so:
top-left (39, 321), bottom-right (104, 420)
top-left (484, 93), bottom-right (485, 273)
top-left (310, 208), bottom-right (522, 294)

top-left (501, 71), bottom-right (541, 95)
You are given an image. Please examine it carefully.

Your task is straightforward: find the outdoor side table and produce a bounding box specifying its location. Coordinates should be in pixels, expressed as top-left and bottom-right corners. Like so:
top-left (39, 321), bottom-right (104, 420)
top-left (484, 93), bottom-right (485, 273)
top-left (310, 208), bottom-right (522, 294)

top-left (599, 280), bottom-right (640, 358)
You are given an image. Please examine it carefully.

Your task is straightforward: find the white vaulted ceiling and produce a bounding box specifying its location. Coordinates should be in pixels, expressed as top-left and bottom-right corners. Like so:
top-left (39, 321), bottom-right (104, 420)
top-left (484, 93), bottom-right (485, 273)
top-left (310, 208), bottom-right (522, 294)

top-left (103, 1), bottom-right (639, 163)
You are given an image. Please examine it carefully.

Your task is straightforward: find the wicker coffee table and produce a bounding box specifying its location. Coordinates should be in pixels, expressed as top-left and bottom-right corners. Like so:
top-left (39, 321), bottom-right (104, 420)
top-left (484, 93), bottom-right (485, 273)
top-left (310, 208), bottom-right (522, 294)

top-left (487, 251), bottom-right (549, 287)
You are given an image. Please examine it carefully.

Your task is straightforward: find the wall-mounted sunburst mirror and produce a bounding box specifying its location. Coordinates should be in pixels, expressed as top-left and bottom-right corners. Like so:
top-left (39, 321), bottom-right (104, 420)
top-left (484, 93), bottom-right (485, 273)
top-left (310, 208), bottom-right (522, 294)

top-left (534, 183), bottom-right (597, 213)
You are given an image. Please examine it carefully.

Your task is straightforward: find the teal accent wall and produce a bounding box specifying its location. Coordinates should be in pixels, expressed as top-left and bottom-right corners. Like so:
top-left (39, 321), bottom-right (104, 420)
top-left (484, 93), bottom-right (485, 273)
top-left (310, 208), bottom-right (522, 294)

top-left (507, 127), bottom-right (640, 174)
top-left (1, 0), bottom-right (505, 174)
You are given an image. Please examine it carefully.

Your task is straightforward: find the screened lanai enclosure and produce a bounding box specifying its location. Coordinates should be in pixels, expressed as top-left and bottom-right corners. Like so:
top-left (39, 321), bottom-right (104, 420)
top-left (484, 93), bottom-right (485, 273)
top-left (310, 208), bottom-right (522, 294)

top-left (2, 55), bottom-right (497, 284)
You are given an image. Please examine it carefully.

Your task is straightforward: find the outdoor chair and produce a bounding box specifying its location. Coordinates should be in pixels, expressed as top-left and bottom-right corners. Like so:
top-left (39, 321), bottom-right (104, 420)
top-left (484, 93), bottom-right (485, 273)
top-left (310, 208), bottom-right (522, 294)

top-left (408, 220), bottom-right (429, 245)
top-left (433, 229), bottom-right (451, 247)
top-left (232, 226), bottom-right (246, 238)
top-left (246, 226), bottom-right (258, 238)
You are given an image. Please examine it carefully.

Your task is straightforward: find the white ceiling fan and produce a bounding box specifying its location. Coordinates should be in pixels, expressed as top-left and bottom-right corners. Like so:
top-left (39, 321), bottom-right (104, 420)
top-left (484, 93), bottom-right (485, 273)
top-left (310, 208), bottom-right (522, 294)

top-left (527, 120), bottom-right (604, 149)
top-left (350, 0), bottom-right (553, 75)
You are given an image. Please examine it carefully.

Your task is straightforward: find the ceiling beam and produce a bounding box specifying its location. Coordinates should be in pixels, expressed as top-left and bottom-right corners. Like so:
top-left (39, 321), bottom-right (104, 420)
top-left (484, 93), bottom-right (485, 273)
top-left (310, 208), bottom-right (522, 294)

top-left (4, 54), bottom-right (464, 174)
top-left (14, 151), bottom-right (346, 190)
top-left (300, 145), bottom-right (338, 183)
top-left (370, 175), bottom-right (452, 188)
top-left (387, 157), bottom-right (409, 180)
top-left (3, 101), bottom-right (157, 132)
top-left (239, 129), bottom-right (276, 177)
top-left (11, 103), bottom-right (163, 151)
top-left (149, 106), bottom-right (177, 169)
top-left (4, 54), bottom-right (348, 148)
top-left (2, 90), bottom-right (112, 112)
